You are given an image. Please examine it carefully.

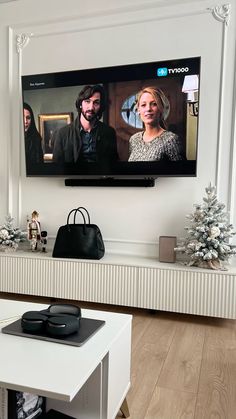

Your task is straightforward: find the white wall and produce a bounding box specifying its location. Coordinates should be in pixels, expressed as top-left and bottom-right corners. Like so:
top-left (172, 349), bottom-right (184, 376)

top-left (0, 0), bottom-right (236, 256)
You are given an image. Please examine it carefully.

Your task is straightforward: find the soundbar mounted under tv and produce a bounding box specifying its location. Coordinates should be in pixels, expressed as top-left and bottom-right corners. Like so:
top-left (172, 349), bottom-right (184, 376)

top-left (22, 56), bottom-right (200, 183)
top-left (64, 178), bottom-right (156, 187)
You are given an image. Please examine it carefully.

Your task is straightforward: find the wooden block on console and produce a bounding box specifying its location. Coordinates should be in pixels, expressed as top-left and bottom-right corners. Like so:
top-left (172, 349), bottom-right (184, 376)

top-left (159, 236), bottom-right (177, 263)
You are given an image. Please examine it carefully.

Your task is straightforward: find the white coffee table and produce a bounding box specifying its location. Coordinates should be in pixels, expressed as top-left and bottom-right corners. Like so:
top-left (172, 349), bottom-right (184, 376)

top-left (0, 299), bottom-right (132, 419)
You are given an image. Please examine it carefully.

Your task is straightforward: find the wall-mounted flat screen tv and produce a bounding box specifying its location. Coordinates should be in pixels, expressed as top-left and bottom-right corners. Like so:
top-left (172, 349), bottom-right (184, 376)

top-left (22, 56), bottom-right (200, 179)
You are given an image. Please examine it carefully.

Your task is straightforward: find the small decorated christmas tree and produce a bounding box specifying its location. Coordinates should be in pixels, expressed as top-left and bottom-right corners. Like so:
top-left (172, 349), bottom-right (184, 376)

top-left (175, 184), bottom-right (236, 269)
top-left (0, 215), bottom-right (26, 250)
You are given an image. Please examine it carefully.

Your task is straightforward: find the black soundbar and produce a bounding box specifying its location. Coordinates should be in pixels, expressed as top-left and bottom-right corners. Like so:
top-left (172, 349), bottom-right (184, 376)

top-left (65, 178), bottom-right (155, 187)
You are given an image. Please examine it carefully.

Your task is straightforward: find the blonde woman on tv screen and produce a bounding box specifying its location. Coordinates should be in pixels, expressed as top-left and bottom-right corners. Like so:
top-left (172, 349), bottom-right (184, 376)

top-left (128, 86), bottom-right (185, 162)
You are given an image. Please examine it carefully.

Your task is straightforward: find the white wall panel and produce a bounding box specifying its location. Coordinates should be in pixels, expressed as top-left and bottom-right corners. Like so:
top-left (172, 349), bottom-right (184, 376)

top-left (0, 0), bottom-right (235, 255)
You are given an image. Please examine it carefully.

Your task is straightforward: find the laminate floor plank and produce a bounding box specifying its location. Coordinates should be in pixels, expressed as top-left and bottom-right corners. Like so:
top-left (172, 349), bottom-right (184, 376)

top-left (131, 314), bottom-right (153, 352)
top-left (205, 317), bottom-right (236, 341)
top-left (194, 337), bottom-right (236, 419)
top-left (145, 387), bottom-right (196, 419)
top-left (157, 322), bottom-right (205, 393)
top-left (126, 315), bottom-right (177, 419)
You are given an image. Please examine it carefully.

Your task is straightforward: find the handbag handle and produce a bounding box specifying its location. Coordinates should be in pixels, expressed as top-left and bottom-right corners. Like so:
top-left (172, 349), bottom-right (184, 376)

top-left (67, 208), bottom-right (86, 225)
top-left (67, 208), bottom-right (86, 233)
top-left (75, 207), bottom-right (91, 224)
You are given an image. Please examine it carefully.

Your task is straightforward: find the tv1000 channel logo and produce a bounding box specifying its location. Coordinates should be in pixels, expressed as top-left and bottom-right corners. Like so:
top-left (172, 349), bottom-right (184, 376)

top-left (157, 66), bottom-right (189, 77)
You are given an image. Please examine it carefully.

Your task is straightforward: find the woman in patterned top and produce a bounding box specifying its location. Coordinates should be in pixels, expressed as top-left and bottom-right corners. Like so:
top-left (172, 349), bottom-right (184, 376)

top-left (128, 86), bottom-right (184, 161)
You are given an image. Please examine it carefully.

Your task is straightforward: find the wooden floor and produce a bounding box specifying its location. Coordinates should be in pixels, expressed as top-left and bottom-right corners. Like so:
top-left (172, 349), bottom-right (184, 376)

top-left (116, 307), bottom-right (236, 419)
top-left (2, 293), bottom-right (236, 419)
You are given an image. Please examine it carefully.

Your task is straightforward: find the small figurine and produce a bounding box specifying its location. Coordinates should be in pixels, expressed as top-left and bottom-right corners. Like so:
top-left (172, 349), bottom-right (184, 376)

top-left (27, 211), bottom-right (41, 251)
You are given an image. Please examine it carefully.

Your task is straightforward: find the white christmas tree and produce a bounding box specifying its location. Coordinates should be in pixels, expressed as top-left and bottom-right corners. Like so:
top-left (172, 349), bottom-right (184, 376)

top-left (0, 215), bottom-right (26, 250)
top-left (175, 184), bottom-right (236, 269)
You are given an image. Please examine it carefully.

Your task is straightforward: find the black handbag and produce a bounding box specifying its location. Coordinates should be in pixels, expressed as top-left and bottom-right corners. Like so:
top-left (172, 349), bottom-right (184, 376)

top-left (52, 207), bottom-right (105, 260)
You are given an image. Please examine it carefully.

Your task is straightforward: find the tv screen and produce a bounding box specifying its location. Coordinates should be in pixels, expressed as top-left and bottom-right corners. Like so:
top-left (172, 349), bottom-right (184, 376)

top-left (22, 56), bottom-right (200, 179)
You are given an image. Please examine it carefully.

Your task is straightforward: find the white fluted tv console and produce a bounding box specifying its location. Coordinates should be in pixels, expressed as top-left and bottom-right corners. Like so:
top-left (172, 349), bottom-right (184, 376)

top-left (0, 251), bottom-right (236, 319)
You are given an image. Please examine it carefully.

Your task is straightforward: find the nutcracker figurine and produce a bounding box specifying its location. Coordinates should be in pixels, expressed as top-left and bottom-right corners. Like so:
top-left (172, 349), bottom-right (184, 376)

top-left (27, 211), bottom-right (41, 251)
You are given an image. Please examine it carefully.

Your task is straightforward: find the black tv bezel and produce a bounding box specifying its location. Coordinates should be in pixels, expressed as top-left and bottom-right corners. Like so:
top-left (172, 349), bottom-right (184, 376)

top-left (22, 56), bottom-right (200, 179)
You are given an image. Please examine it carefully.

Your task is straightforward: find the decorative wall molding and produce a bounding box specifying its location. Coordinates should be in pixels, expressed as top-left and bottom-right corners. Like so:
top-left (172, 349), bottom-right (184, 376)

top-left (7, 31), bottom-right (33, 222)
top-left (11, 3), bottom-right (230, 41)
top-left (228, 66), bottom-right (236, 224)
top-left (16, 33), bottom-right (33, 53)
top-left (21, 237), bottom-right (158, 258)
top-left (9, 3), bottom-right (213, 36)
top-left (206, 3), bottom-right (231, 200)
top-left (208, 3), bottom-right (231, 25)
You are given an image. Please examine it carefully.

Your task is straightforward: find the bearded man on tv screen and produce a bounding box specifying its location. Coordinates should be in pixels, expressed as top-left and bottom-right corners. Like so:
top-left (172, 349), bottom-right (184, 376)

top-left (52, 84), bottom-right (118, 165)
